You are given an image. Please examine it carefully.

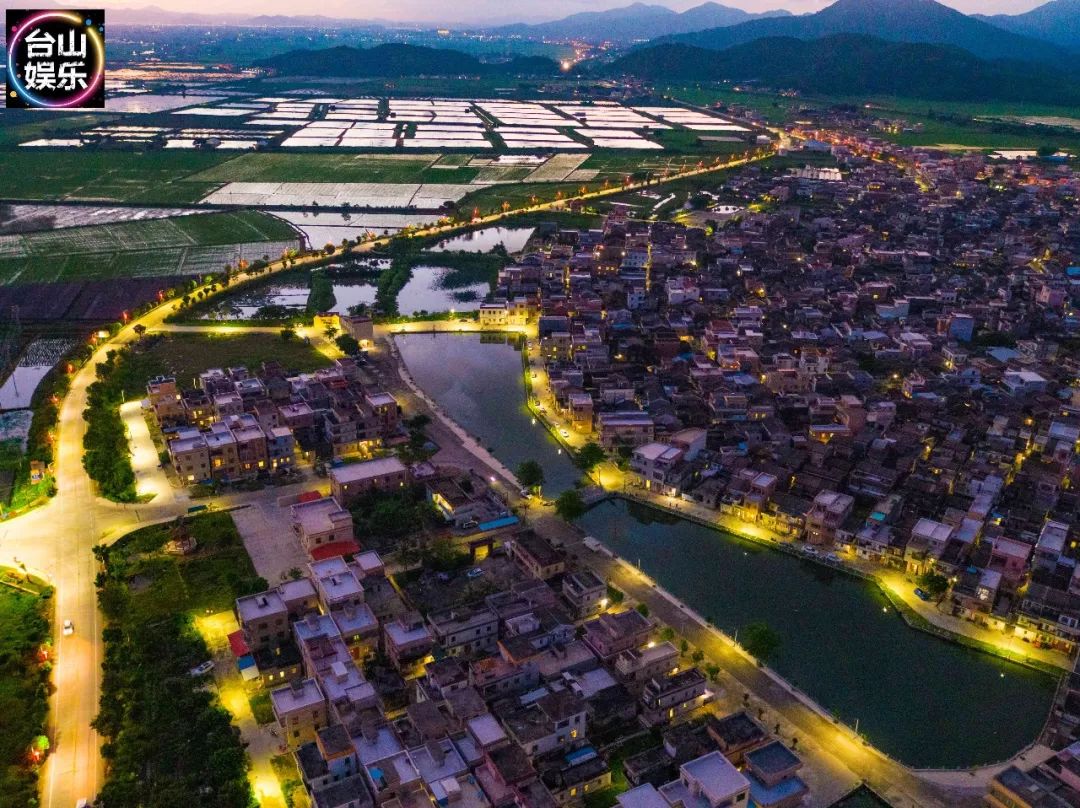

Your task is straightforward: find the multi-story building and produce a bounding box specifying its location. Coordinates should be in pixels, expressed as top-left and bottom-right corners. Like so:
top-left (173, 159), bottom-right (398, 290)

top-left (330, 456), bottom-right (409, 506)
top-left (271, 677), bottom-right (327, 748)
top-left (291, 497), bottom-right (356, 557)
top-left (804, 490), bottom-right (854, 546)
top-left (428, 603), bottom-right (499, 658)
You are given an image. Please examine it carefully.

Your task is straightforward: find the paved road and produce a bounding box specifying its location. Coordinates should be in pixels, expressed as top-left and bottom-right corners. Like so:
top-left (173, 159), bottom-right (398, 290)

top-left (0, 253), bottom-right (332, 807)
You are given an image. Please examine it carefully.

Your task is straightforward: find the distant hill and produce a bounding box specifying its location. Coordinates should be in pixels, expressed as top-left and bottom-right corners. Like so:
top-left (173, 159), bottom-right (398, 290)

top-left (977, 0), bottom-right (1080, 52)
top-left (0, 3), bottom-right (388, 27)
top-left (656, 0), bottom-right (1072, 66)
top-left (609, 35), bottom-right (1080, 105)
top-left (489, 2), bottom-right (790, 43)
top-left (253, 43), bottom-right (560, 78)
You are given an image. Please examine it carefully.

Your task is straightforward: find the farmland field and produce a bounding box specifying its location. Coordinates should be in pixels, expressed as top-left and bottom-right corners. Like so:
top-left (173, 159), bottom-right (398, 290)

top-left (187, 152), bottom-right (480, 184)
top-left (0, 150), bottom-right (232, 203)
top-left (0, 211), bottom-right (299, 284)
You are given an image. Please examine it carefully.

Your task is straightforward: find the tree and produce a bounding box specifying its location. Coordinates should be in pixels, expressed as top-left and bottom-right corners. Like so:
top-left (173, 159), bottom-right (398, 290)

top-left (406, 413), bottom-right (431, 430)
top-left (516, 459), bottom-right (545, 494)
top-left (323, 325), bottom-right (339, 341)
top-left (660, 626), bottom-right (675, 642)
top-left (576, 442), bottom-right (606, 472)
top-left (335, 334), bottom-right (360, 355)
top-left (554, 489), bottom-right (586, 521)
top-left (917, 571), bottom-right (950, 599)
top-left (741, 621), bottom-right (781, 662)
top-left (606, 583), bottom-right (624, 605)
top-left (279, 326), bottom-right (296, 343)
top-left (635, 602), bottom-right (650, 618)
top-left (132, 324), bottom-right (147, 339)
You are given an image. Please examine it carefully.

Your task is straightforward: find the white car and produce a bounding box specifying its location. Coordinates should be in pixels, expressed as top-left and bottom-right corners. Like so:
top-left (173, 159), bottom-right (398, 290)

top-left (62, 619), bottom-right (74, 636)
top-left (188, 660), bottom-right (214, 677)
top-left (559, 428), bottom-right (570, 438)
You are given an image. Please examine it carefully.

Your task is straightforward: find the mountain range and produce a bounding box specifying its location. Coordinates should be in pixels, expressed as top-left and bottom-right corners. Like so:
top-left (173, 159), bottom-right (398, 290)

top-left (655, 0), bottom-right (1076, 65)
top-left (253, 44), bottom-right (560, 78)
top-left (976, 0), bottom-right (1080, 51)
top-left (5, 0), bottom-right (1080, 59)
top-left (609, 34), bottom-right (1080, 104)
top-left (487, 2), bottom-right (790, 42)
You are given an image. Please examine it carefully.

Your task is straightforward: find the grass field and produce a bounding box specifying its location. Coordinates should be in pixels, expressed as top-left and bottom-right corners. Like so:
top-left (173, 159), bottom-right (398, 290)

top-left (0, 584), bottom-right (50, 808)
top-left (108, 512), bottom-right (263, 619)
top-left (0, 211), bottom-right (299, 284)
top-left (662, 85), bottom-right (800, 124)
top-left (0, 150), bottom-right (232, 203)
top-left (456, 180), bottom-right (604, 218)
top-left (886, 118), bottom-right (1080, 151)
top-left (121, 332), bottom-right (332, 388)
top-left (663, 85), bottom-right (1080, 152)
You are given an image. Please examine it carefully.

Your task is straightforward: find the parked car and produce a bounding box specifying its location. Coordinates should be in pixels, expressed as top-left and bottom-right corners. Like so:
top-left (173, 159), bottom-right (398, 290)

top-left (188, 660), bottom-right (214, 677)
top-left (62, 619), bottom-right (74, 636)
top-left (801, 546), bottom-right (819, 558)
top-left (914, 588), bottom-right (931, 602)
top-left (466, 567), bottom-right (484, 579)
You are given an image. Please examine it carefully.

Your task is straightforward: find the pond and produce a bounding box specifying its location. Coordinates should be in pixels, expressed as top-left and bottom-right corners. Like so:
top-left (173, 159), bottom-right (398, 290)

top-left (199, 279), bottom-right (377, 319)
top-left (430, 226), bottom-right (535, 254)
top-left (397, 266), bottom-right (489, 317)
top-left (394, 333), bottom-right (581, 494)
top-left (276, 211), bottom-right (438, 248)
top-left (0, 339), bottom-right (72, 411)
top-left (577, 498), bottom-right (1058, 769)
top-left (0, 366), bottom-right (52, 410)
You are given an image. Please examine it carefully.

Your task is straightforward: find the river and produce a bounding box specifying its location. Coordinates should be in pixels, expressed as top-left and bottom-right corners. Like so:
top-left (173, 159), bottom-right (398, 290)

top-left (395, 332), bottom-right (581, 494)
top-left (397, 332), bottom-right (1057, 769)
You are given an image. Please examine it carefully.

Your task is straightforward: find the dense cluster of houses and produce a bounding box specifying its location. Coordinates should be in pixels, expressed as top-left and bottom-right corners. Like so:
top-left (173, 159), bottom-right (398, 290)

top-left (231, 524), bottom-right (810, 808)
top-left (489, 144), bottom-right (1080, 662)
top-left (148, 358), bottom-right (402, 484)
